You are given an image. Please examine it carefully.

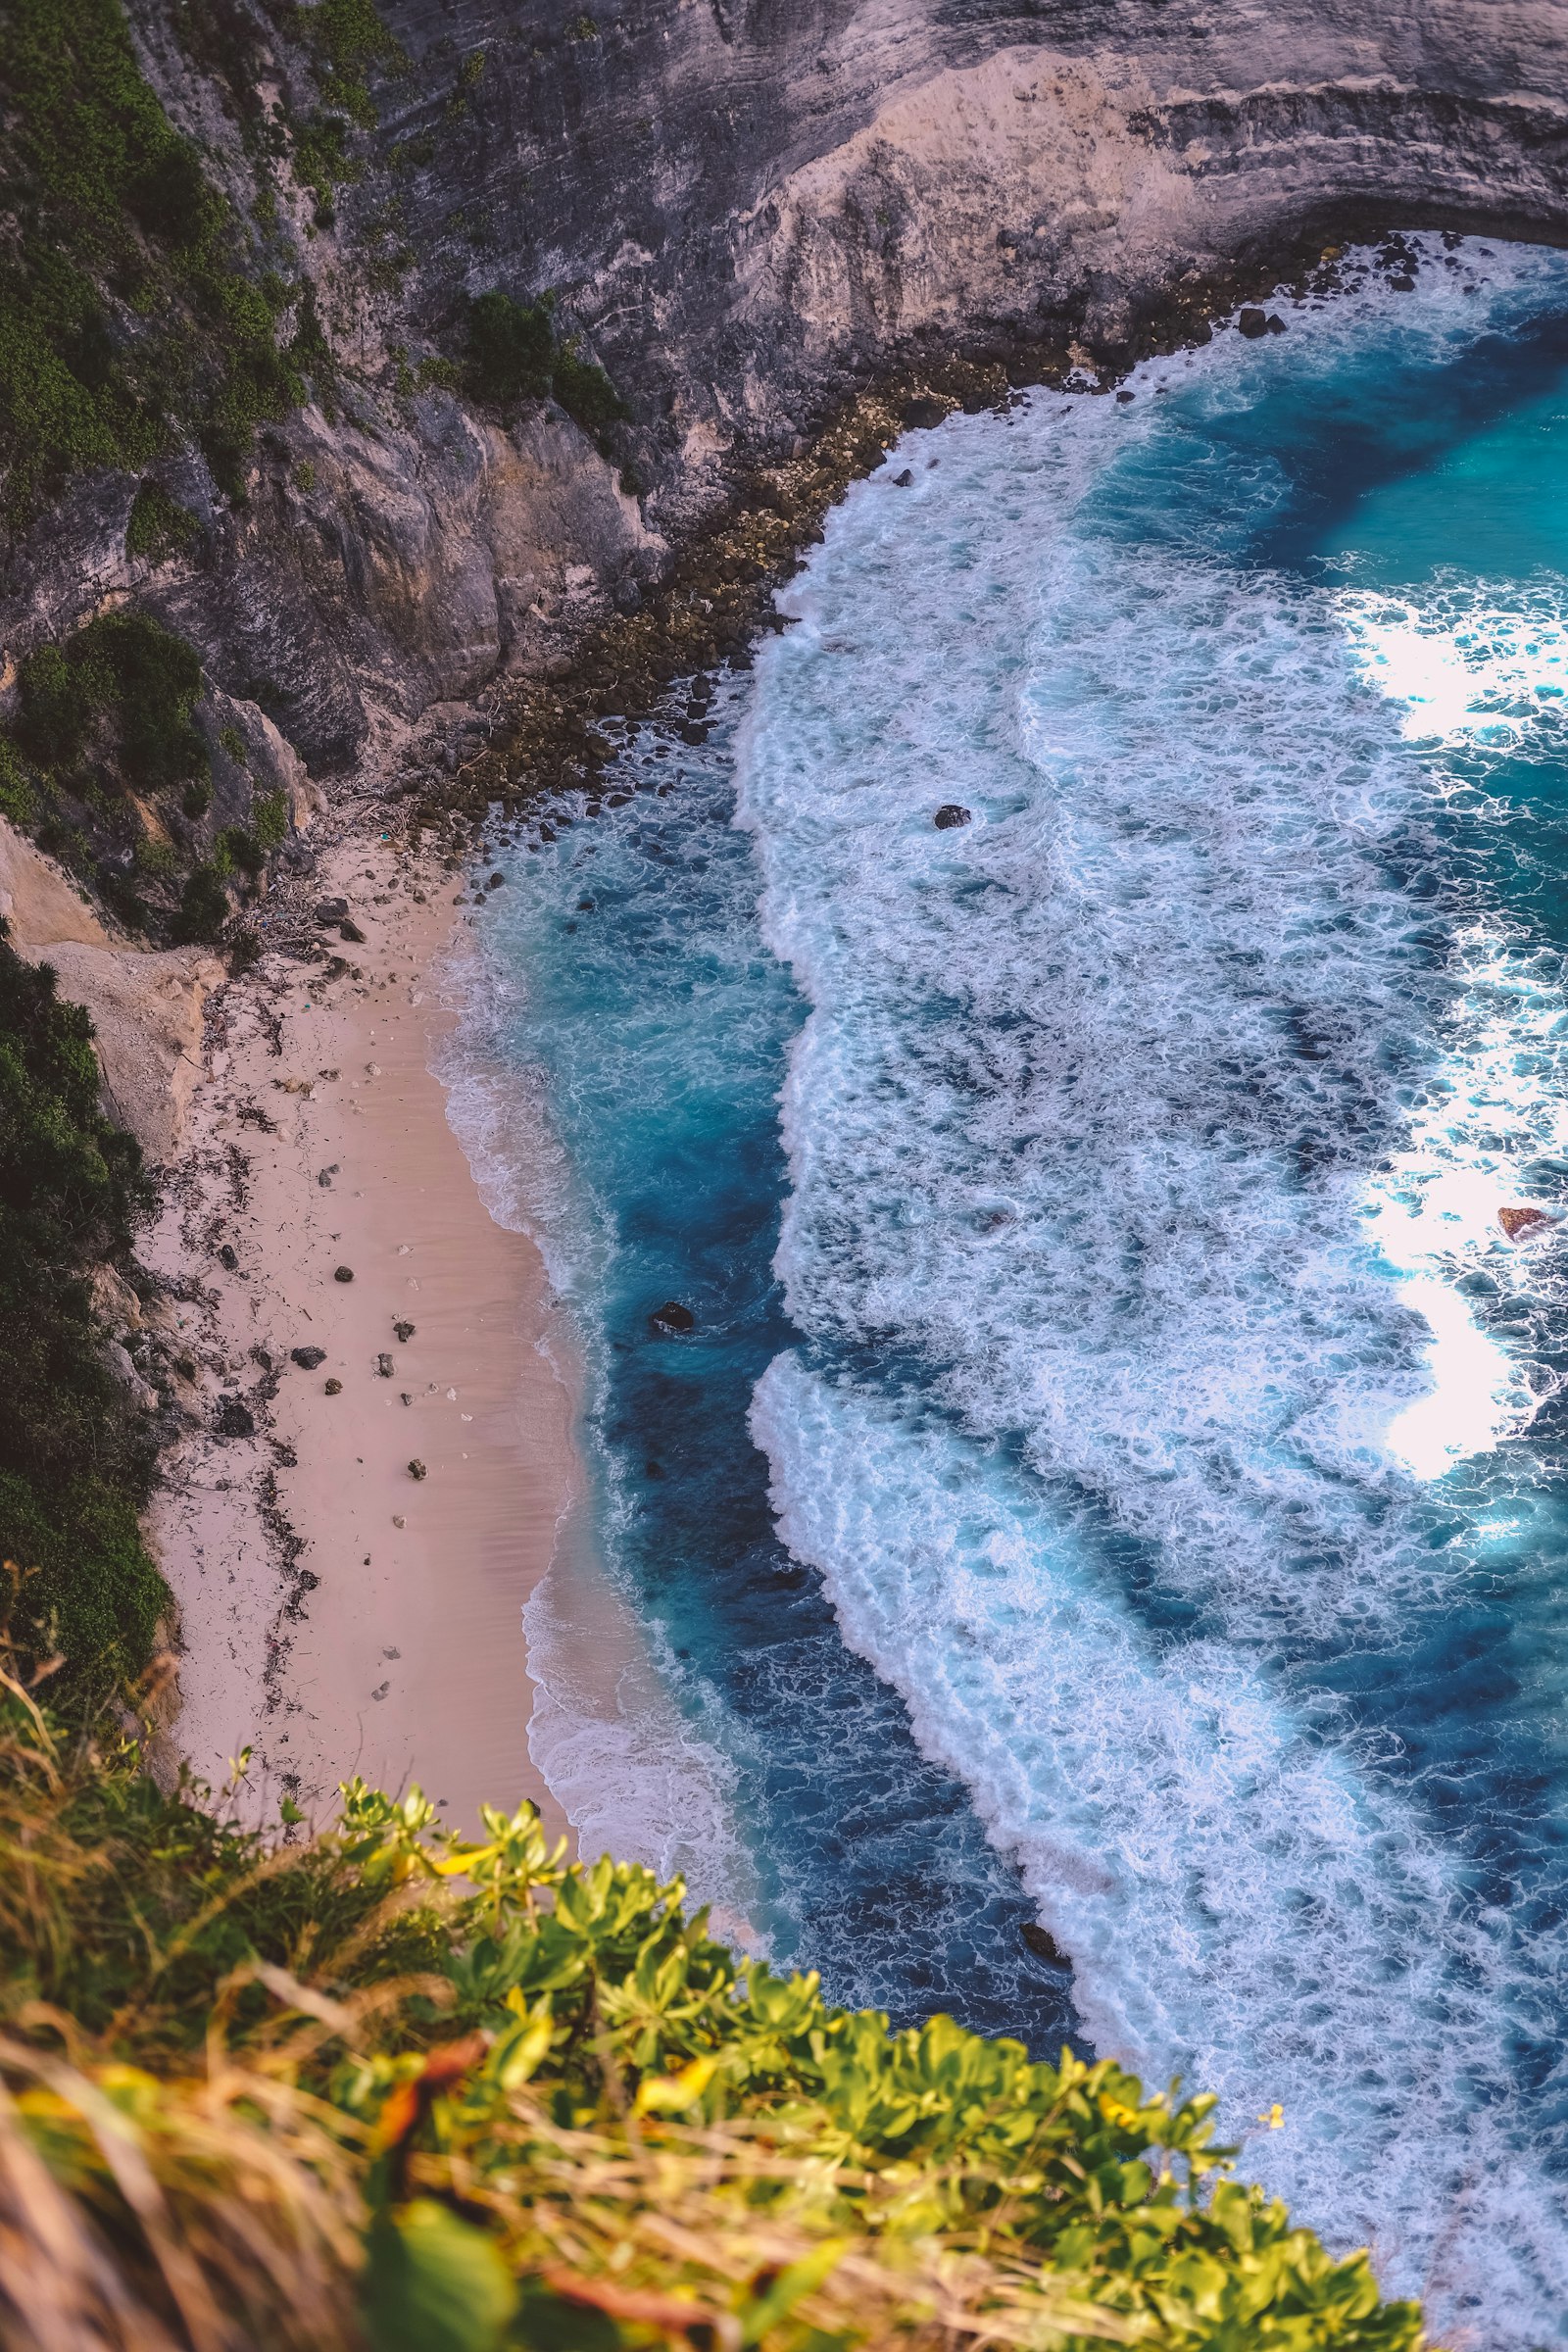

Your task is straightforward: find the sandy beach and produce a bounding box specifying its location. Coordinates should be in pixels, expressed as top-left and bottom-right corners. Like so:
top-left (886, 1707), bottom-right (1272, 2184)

top-left (140, 838), bottom-right (576, 1838)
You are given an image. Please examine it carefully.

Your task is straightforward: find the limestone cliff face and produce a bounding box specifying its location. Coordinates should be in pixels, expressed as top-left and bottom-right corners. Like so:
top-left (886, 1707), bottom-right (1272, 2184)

top-left (9, 0), bottom-right (1568, 783)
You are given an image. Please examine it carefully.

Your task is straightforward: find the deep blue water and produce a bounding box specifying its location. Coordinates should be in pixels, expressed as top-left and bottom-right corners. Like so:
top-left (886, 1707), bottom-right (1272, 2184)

top-left (452, 239), bottom-right (1568, 2341)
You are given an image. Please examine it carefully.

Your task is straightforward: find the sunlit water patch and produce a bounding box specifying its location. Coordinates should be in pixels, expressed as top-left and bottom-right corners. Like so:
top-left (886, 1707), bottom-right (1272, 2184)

top-left (454, 239), bottom-right (1568, 2342)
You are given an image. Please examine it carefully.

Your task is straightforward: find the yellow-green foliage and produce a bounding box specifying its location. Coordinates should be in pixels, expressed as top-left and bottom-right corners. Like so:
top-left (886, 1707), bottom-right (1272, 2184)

top-left (0, 1677), bottom-right (1426, 2352)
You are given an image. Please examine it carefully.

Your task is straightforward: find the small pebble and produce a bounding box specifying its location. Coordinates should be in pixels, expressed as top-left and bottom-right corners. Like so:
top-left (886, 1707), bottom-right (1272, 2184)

top-left (408, 1458), bottom-right (427, 1480)
top-left (376, 1352), bottom-right (394, 1377)
top-left (334, 1265), bottom-right (354, 1283)
top-left (324, 1377), bottom-right (342, 1395)
top-left (394, 1319), bottom-right (416, 1342)
top-left (291, 1346), bottom-right (326, 1370)
top-left (392, 1514), bottom-right (406, 1528)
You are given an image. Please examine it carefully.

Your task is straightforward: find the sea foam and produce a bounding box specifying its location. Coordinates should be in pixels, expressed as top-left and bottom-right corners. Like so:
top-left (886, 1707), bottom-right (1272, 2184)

top-left (739, 243), bottom-right (1568, 2336)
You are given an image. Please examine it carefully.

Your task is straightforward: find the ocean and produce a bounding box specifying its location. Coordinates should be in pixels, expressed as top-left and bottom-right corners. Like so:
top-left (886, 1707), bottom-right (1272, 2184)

top-left (446, 235), bottom-right (1568, 2343)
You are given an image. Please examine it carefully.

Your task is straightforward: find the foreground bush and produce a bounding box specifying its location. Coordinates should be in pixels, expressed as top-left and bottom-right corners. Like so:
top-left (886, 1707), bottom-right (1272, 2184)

top-left (0, 1666), bottom-right (1423, 2352)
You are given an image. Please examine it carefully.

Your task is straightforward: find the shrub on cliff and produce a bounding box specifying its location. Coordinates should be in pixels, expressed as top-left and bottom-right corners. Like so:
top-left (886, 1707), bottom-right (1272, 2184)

top-left (0, 1668), bottom-right (1425, 2352)
top-left (464, 289), bottom-right (629, 447)
top-left (0, 929), bottom-right (167, 1699)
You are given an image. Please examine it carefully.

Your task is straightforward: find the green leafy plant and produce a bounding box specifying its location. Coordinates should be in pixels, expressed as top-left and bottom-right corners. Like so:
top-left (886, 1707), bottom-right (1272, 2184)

top-left (15, 610), bottom-right (208, 794)
top-left (463, 291), bottom-right (628, 445)
top-left (124, 479), bottom-right (200, 563)
top-left (0, 934), bottom-right (165, 1701)
top-left (0, 1698), bottom-right (1426, 2352)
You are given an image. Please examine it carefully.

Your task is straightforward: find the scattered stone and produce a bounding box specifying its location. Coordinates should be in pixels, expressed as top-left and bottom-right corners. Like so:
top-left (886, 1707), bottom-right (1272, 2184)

top-left (324, 1377), bottom-right (343, 1395)
top-left (215, 1395), bottom-right (255, 1440)
top-left (1265, 313), bottom-right (1288, 334)
top-left (376, 1352), bottom-right (394, 1378)
top-left (366, 1062), bottom-right (381, 1077)
top-left (314, 898), bottom-right (350, 924)
top-left (651, 1299), bottom-right (696, 1334)
top-left (291, 1347), bottom-right (326, 1370)
top-left (679, 721), bottom-right (710, 746)
top-left (318, 1166), bottom-right (335, 1188)
top-left (933, 804), bottom-right (971, 830)
top-left (370, 1682), bottom-right (389, 1701)
top-left (217, 1244), bottom-right (239, 1271)
top-left (1116, 388), bottom-right (1135, 403)
top-left (903, 393), bottom-right (949, 428)
top-left (392, 1514), bottom-right (406, 1528)
top-left (1238, 307), bottom-right (1269, 338)
top-left (408, 1458), bottom-right (427, 1480)
top-left (1020, 1921), bottom-right (1070, 1970)
top-left (487, 872), bottom-right (505, 890)
top-left (334, 1265), bottom-right (354, 1283)
top-left (891, 466), bottom-right (913, 486)
top-left (1388, 273), bottom-right (1416, 292)
top-left (339, 918), bottom-right (367, 944)
top-left (394, 1320), bottom-right (416, 1342)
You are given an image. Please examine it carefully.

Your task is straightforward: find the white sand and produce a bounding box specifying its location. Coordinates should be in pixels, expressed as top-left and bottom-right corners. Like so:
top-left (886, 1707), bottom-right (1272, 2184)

top-left (142, 839), bottom-right (576, 1838)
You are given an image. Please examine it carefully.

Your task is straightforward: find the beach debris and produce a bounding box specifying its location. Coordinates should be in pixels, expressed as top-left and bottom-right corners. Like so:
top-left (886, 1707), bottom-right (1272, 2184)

top-left (214, 1395), bottom-right (255, 1440)
top-left (370, 1682), bottom-right (388, 1701)
top-left (334, 1265), bottom-right (354, 1283)
top-left (408, 1458), bottom-right (427, 1480)
top-left (291, 1347), bottom-right (326, 1370)
top-left (314, 898), bottom-right (350, 924)
top-left (383, 1646), bottom-right (401, 1659)
top-left (394, 1320), bottom-right (416, 1342)
top-left (340, 918), bottom-right (367, 944)
top-left (324, 1378), bottom-right (343, 1395)
top-left (318, 1165), bottom-right (337, 1188)
top-left (275, 1076), bottom-right (313, 1096)
top-left (400, 1392), bottom-right (412, 1405)
top-left (651, 1299), bottom-right (696, 1334)
top-left (1500, 1204), bottom-right (1559, 1241)
top-left (376, 1352), bottom-right (394, 1378)
top-left (217, 1244), bottom-right (239, 1271)
top-left (392, 1516), bottom-right (406, 1529)
top-left (366, 1062), bottom-right (381, 1077)
top-left (933, 803), bottom-right (970, 830)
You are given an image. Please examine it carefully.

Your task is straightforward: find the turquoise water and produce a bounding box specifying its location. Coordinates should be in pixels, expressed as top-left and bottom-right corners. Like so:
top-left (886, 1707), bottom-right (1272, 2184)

top-left (451, 239), bottom-right (1568, 2341)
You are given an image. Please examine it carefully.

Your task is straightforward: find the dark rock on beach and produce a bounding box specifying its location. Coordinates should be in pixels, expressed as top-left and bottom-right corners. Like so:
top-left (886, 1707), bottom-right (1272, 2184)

top-left (291, 1347), bottom-right (326, 1370)
top-left (215, 1395), bottom-right (255, 1440)
top-left (315, 900), bottom-right (350, 926)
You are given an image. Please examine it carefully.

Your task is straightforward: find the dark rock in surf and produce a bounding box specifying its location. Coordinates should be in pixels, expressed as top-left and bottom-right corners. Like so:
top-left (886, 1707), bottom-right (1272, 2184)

top-left (651, 1299), bottom-right (696, 1334)
top-left (1265, 313), bottom-right (1288, 333)
top-left (1021, 1921), bottom-right (1070, 1970)
top-left (892, 466), bottom-right (914, 485)
top-left (933, 804), bottom-right (971, 830)
top-left (1238, 307), bottom-right (1269, 338)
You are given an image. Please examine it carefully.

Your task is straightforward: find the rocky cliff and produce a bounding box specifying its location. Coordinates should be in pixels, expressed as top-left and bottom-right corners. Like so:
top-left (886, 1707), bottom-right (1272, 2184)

top-left (7, 0), bottom-right (1568, 801)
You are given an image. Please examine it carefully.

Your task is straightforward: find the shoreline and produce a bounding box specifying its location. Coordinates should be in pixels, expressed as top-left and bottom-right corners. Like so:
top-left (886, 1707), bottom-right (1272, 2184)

top-left (141, 837), bottom-right (577, 1839)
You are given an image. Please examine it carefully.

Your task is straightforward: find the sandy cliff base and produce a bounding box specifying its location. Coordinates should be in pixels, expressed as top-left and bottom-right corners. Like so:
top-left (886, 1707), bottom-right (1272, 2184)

top-left (142, 842), bottom-right (574, 1838)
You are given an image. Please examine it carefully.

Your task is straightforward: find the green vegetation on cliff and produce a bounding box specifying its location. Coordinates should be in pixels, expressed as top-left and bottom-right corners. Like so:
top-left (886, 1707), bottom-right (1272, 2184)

top-left (466, 289), bottom-right (628, 447)
top-left (0, 0), bottom-right (321, 514)
top-left (0, 929), bottom-right (166, 1703)
top-left (0, 1675), bottom-right (1426, 2352)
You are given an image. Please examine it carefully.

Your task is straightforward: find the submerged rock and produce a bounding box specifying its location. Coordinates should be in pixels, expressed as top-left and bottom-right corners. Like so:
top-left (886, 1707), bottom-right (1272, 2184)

top-left (651, 1299), bottom-right (696, 1333)
top-left (933, 804), bottom-right (971, 830)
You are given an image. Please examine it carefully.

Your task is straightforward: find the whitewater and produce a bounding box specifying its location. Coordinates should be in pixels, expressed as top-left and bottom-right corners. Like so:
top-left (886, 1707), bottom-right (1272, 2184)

top-left (452, 239), bottom-right (1568, 2344)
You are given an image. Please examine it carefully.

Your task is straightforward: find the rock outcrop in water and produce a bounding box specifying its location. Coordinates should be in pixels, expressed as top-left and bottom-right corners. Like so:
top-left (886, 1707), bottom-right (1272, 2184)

top-left (7, 0), bottom-right (1568, 794)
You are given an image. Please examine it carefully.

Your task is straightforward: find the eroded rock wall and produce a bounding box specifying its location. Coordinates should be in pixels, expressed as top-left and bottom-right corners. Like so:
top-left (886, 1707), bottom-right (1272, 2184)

top-left (10, 0), bottom-right (1568, 782)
